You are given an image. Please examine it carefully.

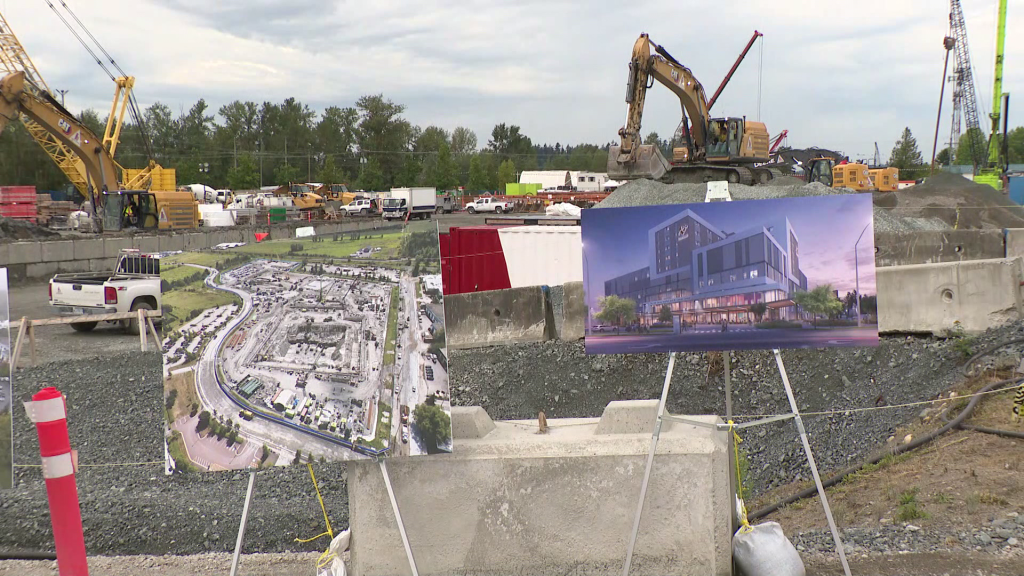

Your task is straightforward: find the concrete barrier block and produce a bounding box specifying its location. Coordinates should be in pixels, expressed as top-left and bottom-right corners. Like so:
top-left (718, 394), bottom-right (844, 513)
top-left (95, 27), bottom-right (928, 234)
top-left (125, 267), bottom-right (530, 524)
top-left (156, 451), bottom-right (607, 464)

top-left (1005, 228), bottom-right (1024, 259)
top-left (40, 241), bottom-right (74, 263)
top-left (445, 286), bottom-right (548, 349)
top-left (559, 281), bottom-right (586, 341)
top-left (159, 234), bottom-right (185, 253)
top-left (6, 264), bottom-right (26, 283)
top-left (878, 257), bottom-right (1024, 335)
top-left (183, 233), bottom-right (208, 252)
top-left (103, 237), bottom-right (132, 258)
top-left (9, 242), bottom-right (41, 265)
top-left (241, 230), bottom-right (257, 245)
top-left (451, 406), bottom-right (496, 440)
top-left (349, 409), bottom-right (730, 576)
top-left (57, 259), bottom-right (91, 273)
top-left (269, 226), bottom-right (290, 241)
top-left (0, 243), bottom-right (11, 266)
top-left (134, 236), bottom-right (160, 254)
top-left (876, 230), bottom-right (1005, 266)
top-left (26, 261), bottom-right (58, 278)
top-left (89, 258), bottom-right (118, 272)
top-left (594, 400), bottom-right (674, 435)
top-left (72, 238), bottom-right (104, 260)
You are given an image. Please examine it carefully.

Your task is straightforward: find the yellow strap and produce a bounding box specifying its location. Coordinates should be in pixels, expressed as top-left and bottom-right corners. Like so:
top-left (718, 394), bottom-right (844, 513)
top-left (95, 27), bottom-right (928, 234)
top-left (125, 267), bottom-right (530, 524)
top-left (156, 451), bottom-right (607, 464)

top-left (730, 420), bottom-right (753, 534)
top-left (295, 463), bottom-right (338, 569)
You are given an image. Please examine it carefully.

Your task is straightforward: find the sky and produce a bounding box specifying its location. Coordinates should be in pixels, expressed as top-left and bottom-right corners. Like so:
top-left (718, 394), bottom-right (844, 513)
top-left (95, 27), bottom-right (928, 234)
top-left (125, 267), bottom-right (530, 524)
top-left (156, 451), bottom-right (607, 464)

top-left (2, 0), bottom-right (1021, 161)
top-left (582, 195), bottom-right (876, 309)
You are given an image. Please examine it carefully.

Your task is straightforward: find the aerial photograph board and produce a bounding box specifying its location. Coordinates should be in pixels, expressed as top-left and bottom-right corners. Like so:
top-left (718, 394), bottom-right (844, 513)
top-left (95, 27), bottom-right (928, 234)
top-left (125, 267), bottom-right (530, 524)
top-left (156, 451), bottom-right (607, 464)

top-left (0, 269), bottom-right (10, 489)
top-left (161, 223), bottom-right (451, 473)
top-left (582, 195), bottom-right (879, 354)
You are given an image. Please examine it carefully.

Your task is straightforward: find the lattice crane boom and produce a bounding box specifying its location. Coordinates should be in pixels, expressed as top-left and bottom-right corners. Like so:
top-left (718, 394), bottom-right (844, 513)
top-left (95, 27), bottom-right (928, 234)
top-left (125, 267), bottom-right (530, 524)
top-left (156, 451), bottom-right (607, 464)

top-left (948, 0), bottom-right (986, 170)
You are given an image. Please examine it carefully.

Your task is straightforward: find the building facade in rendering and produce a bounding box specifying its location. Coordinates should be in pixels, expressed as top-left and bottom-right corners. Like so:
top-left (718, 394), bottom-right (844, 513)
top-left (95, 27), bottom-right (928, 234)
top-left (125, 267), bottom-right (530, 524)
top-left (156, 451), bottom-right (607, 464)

top-left (604, 209), bottom-right (808, 325)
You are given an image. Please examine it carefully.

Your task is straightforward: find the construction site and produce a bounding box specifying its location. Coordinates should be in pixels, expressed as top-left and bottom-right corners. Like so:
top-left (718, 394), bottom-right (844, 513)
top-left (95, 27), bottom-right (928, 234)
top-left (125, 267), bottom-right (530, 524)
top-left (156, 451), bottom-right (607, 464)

top-left (0, 0), bottom-right (1024, 575)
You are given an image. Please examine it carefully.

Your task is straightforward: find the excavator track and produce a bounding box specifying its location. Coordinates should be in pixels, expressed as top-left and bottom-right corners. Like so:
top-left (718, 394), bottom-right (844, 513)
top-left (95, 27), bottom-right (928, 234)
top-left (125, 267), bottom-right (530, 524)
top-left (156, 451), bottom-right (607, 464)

top-left (662, 164), bottom-right (763, 186)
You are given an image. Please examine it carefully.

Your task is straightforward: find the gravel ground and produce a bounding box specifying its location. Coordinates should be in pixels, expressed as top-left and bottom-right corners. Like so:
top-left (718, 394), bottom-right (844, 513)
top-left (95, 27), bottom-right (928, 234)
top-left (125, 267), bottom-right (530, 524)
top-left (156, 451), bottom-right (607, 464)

top-left (0, 552), bottom-right (323, 575)
top-left (0, 353), bottom-right (349, 556)
top-left (449, 320), bottom-right (1024, 496)
top-left (595, 179), bottom-right (850, 208)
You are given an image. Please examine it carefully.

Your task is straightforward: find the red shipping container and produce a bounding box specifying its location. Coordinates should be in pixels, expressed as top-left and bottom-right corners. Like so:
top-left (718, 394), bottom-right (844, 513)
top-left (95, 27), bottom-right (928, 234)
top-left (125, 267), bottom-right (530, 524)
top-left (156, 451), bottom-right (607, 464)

top-left (440, 226), bottom-right (516, 295)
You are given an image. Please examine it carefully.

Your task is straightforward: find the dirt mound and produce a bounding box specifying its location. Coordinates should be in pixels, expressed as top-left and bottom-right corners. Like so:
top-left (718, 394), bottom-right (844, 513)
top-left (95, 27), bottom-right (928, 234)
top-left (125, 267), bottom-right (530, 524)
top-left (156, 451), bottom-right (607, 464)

top-left (597, 178), bottom-right (848, 208)
top-left (879, 172), bottom-right (1024, 230)
top-left (0, 217), bottom-right (59, 241)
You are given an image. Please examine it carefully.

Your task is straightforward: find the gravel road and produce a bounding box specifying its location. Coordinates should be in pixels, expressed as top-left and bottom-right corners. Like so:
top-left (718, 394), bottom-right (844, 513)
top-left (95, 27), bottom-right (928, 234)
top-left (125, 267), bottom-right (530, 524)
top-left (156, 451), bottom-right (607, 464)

top-left (0, 352), bottom-right (349, 557)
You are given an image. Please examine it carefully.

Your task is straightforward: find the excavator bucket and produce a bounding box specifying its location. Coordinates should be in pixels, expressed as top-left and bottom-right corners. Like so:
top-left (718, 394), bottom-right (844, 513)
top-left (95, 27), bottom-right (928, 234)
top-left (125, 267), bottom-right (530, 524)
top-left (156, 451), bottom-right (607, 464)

top-left (607, 144), bottom-right (671, 181)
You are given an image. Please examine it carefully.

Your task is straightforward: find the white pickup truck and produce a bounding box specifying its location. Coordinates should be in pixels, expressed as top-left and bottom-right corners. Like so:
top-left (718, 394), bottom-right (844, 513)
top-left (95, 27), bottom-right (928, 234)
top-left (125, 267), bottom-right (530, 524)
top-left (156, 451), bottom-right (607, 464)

top-left (343, 198), bottom-right (378, 216)
top-left (465, 196), bottom-right (514, 214)
top-left (49, 249), bottom-right (161, 334)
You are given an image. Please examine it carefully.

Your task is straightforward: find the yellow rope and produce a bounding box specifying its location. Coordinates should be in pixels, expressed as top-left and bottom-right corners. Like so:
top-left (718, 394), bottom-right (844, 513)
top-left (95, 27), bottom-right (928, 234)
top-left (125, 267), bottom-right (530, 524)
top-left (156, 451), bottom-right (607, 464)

top-left (294, 463), bottom-right (338, 569)
top-left (730, 421), bottom-right (753, 534)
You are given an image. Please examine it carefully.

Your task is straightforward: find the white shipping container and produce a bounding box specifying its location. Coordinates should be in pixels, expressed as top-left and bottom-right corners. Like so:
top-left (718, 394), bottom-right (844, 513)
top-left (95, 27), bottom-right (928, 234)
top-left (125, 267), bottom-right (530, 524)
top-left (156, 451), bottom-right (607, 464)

top-left (496, 225), bottom-right (583, 288)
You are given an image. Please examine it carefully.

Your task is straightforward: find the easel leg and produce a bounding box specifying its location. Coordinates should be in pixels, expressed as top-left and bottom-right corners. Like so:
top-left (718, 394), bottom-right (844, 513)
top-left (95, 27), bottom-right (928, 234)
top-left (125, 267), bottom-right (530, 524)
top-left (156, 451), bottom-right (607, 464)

top-left (380, 460), bottom-right (419, 576)
top-left (11, 317), bottom-right (26, 370)
top-left (138, 310), bottom-right (148, 351)
top-left (621, 351), bottom-right (676, 576)
top-left (229, 471), bottom-right (257, 576)
top-left (28, 322), bottom-right (36, 367)
top-left (773, 349), bottom-right (852, 576)
top-left (147, 317), bottom-right (161, 350)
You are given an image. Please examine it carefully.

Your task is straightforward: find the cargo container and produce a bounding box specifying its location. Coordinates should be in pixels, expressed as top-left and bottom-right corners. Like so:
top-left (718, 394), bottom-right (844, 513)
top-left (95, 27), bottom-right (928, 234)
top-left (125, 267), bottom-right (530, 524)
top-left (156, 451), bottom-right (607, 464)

top-left (496, 225), bottom-right (582, 289)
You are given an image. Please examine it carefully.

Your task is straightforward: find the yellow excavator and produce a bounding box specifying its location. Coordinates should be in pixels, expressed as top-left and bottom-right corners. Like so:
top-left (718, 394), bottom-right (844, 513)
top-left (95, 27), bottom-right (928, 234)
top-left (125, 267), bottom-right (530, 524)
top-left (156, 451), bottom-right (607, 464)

top-left (0, 71), bottom-right (197, 230)
top-left (273, 183), bottom-right (326, 216)
top-left (608, 33), bottom-right (774, 185)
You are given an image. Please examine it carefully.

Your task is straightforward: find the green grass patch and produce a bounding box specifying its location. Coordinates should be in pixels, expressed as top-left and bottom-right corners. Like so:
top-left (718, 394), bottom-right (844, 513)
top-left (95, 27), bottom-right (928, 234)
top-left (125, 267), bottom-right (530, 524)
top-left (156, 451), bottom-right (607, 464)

top-left (365, 400), bottom-right (391, 451)
top-left (755, 320), bottom-right (803, 330)
top-left (163, 251), bottom-right (232, 267)
top-left (232, 233), bottom-right (404, 260)
top-left (167, 430), bottom-right (197, 473)
top-left (383, 285), bottom-right (399, 367)
top-left (895, 488), bottom-right (928, 522)
top-left (163, 287), bottom-right (241, 334)
top-left (0, 412), bottom-right (11, 489)
top-left (160, 264), bottom-right (205, 285)
top-left (932, 492), bottom-right (954, 504)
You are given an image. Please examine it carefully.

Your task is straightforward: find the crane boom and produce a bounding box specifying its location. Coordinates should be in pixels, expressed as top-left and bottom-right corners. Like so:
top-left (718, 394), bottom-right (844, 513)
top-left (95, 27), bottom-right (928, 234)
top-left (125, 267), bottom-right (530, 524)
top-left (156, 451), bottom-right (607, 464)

top-left (707, 30), bottom-right (762, 111)
top-left (976, 0), bottom-right (1009, 189)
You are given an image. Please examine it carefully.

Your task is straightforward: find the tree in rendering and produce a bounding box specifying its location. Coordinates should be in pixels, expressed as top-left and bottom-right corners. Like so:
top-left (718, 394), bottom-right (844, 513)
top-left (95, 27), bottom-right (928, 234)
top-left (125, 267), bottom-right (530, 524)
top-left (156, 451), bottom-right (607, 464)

top-left (791, 285), bottom-right (844, 328)
top-left (658, 305), bottom-right (673, 324)
top-left (596, 295), bottom-right (637, 327)
top-left (413, 403), bottom-right (452, 449)
top-left (748, 302), bottom-right (768, 323)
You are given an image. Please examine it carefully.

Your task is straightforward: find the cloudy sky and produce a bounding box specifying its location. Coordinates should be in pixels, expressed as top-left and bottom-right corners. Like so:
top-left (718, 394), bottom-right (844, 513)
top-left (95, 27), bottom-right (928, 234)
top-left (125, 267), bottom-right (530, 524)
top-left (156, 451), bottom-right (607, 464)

top-left (3, 0), bottom-right (1021, 159)
top-left (582, 195), bottom-right (876, 308)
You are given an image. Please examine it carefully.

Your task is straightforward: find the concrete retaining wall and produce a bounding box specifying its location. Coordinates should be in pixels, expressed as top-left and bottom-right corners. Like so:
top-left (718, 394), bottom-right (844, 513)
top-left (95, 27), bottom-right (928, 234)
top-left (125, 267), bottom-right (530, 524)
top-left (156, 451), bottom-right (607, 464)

top-left (875, 230), bottom-right (1005, 267)
top-left (878, 257), bottom-right (1024, 335)
top-left (446, 286), bottom-right (548, 349)
top-left (348, 402), bottom-right (731, 576)
top-left (0, 219), bottom-right (391, 282)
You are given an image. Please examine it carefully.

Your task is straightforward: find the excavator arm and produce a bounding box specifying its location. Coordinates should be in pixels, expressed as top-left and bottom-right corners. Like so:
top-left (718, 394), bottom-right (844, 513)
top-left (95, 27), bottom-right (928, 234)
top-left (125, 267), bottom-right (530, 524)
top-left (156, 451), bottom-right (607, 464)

top-left (0, 71), bottom-right (156, 200)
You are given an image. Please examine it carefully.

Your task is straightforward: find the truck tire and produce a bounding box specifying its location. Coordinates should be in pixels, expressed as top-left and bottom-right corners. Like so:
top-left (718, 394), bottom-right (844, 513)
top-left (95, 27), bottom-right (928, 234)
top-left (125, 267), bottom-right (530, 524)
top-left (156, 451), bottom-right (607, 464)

top-left (495, 206), bottom-right (504, 214)
top-left (360, 208), bottom-right (369, 217)
top-left (435, 206), bottom-right (443, 214)
top-left (125, 300), bottom-right (153, 336)
top-left (467, 206), bottom-right (476, 214)
top-left (70, 322), bottom-right (98, 333)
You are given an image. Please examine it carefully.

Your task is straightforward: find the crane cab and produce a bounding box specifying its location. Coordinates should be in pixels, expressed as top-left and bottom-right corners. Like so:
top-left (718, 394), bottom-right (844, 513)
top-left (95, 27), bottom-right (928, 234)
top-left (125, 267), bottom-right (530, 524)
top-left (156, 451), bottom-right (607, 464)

top-left (101, 190), bottom-right (199, 232)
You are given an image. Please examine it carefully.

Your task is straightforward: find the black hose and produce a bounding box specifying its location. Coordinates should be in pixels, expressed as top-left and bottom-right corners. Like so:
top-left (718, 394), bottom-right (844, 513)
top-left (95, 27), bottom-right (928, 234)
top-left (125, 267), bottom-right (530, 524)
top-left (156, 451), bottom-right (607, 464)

top-left (749, 335), bottom-right (1024, 522)
top-left (0, 550), bottom-right (57, 560)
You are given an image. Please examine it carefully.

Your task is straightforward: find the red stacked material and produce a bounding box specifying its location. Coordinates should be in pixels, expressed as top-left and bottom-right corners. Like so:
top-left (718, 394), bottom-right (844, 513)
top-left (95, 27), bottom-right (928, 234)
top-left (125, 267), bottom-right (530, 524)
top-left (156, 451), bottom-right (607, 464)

top-left (439, 225), bottom-right (514, 295)
top-left (0, 185), bottom-right (38, 223)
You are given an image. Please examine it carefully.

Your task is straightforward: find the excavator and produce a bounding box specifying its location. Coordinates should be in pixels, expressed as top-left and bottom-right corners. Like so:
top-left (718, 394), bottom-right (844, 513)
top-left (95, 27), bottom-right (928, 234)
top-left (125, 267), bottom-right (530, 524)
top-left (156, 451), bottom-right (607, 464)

top-left (272, 183), bottom-right (326, 216)
top-left (608, 33), bottom-right (774, 185)
top-left (0, 71), bottom-right (197, 230)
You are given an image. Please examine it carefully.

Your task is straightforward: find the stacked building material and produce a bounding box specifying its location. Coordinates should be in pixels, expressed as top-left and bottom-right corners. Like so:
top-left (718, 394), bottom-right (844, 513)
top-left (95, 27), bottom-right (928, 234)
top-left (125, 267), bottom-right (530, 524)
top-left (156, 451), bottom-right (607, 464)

top-left (35, 193), bottom-right (78, 227)
top-left (0, 185), bottom-right (37, 223)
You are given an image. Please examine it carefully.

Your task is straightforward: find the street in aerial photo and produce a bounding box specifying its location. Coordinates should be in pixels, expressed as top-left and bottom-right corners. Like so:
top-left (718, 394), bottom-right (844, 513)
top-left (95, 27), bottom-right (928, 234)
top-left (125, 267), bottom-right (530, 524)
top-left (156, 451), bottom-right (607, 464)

top-left (583, 195), bottom-right (879, 354)
top-left (161, 223), bottom-right (450, 473)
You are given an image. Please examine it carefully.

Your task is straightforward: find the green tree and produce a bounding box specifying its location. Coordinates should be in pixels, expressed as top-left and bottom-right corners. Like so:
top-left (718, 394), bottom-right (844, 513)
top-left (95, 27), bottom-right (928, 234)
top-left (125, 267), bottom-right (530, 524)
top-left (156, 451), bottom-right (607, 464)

top-left (165, 389), bottom-right (178, 411)
top-left (261, 444), bottom-right (271, 464)
top-left (227, 154), bottom-right (261, 190)
top-left (318, 155), bottom-right (346, 184)
top-left (274, 162), bottom-right (302, 184)
top-left (658, 305), bottom-right (673, 324)
top-left (355, 94), bottom-right (415, 187)
top-left (487, 123), bottom-right (533, 164)
top-left (935, 147), bottom-right (953, 166)
top-left (748, 302), bottom-right (768, 323)
top-left (1008, 126), bottom-right (1024, 164)
top-left (467, 155), bottom-right (487, 191)
top-left (889, 127), bottom-right (924, 179)
top-left (954, 127), bottom-right (988, 167)
top-left (497, 159), bottom-right (517, 191)
top-left (791, 285), bottom-right (844, 328)
top-left (596, 295), bottom-right (637, 327)
top-left (196, 410), bottom-right (211, 433)
top-left (434, 141), bottom-right (458, 191)
top-left (356, 157), bottom-right (386, 191)
top-left (413, 403), bottom-right (452, 448)
top-left (450, 126), bottom-right (478, 155)
top-left (859, 294), bottom-right (878, 316)
top-left (293, 450), bottom-right (303, 464)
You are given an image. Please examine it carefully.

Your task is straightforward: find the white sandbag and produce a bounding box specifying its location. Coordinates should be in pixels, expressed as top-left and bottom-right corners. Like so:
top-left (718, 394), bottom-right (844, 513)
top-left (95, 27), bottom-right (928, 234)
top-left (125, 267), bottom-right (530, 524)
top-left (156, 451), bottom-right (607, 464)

top-left (732, 522), bottom-right (805, 576)
top-left (544, 202), bottom-right (582, 217)
top-left (315, 529), bottom-right (351, 576)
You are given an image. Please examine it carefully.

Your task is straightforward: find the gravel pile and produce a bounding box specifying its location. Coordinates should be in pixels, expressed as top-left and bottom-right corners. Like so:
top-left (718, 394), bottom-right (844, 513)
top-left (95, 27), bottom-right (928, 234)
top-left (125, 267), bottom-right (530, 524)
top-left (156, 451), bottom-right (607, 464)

top-left (449, 320), bottom-right (1024, 496)
top-left (596, 179), bottom-right (850, 209)
top-left (0, 218), bottom-right (59, 242)
top-left (887, 172), bottom-right (1024, 230)
top-left (794, 513), bottom-right (1024, 556)
top-left (872, 210), bottom-right (951, 233)
top-left (0, 352), bottom-right (349, 556)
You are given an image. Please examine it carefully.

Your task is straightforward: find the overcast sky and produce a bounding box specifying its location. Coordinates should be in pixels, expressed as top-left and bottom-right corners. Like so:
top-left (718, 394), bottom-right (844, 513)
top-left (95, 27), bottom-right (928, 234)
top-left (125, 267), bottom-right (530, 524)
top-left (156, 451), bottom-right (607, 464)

top-left (4, 0), bottom-right (1021, 160)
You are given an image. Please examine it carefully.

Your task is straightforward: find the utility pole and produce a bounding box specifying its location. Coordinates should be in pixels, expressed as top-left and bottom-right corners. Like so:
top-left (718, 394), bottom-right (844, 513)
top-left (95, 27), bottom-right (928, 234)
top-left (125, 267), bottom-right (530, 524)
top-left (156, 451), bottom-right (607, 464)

top-left (932, 36), bottom-right (956, 174)
top-left (56, 89), bottom-right (69, 107)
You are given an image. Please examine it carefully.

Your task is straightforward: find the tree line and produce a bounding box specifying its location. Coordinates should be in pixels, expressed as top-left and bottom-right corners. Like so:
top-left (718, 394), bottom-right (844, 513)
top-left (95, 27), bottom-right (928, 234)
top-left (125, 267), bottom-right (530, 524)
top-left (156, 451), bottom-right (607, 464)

top-left (0, 93), bottom-right (615, 196)
top-left (889, 125), bottom-right (1024, 180)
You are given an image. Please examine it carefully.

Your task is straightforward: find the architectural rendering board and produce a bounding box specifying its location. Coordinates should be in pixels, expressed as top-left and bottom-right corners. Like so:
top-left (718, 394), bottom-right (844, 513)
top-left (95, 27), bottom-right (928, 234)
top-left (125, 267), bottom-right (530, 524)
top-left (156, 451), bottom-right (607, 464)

top-left (0, 269), bottom-right (10, 489)
top-left (161, 227), bottom-right (451, 473)
top-left (583, 195), bottom-right (879, 354)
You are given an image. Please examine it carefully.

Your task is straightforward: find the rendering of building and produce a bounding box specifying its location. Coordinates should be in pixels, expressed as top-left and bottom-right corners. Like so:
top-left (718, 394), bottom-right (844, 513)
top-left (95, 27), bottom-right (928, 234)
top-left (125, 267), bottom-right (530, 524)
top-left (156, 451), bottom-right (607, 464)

top-left (604, 209), bottom-right (808, 325)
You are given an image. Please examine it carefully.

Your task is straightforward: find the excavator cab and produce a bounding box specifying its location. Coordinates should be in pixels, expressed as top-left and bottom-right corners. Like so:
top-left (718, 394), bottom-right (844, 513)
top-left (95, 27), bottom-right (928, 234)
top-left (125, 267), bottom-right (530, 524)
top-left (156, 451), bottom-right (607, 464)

top-left (102, 190), bottom-right (159, 231)
top-left (805, 158), bottom-right (836, 187)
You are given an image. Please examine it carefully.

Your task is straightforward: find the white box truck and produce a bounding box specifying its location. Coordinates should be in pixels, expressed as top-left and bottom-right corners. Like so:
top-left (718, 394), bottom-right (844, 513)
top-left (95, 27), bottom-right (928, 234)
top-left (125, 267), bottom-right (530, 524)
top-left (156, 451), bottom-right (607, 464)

top-left (383, 187), bottom-right (436, 220)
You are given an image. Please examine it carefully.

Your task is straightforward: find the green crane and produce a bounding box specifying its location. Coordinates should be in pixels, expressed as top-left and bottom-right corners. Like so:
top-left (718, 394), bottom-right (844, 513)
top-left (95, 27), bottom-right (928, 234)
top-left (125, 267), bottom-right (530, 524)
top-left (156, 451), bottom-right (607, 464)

top-left (976, 0), bottom-right (1009, 190)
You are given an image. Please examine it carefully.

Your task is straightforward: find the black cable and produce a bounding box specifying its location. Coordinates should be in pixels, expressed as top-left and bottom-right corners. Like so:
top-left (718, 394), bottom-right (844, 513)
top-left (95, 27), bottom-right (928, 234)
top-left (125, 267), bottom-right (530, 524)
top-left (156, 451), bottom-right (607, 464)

top-left (0, 550), bottom-right (57, 561)
top-left (41, 0), bottom-right (114, 80)
top-left (749, 336), bottom-right (1024, 522)
top-left (56, 0), bottom-right (130, 78)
